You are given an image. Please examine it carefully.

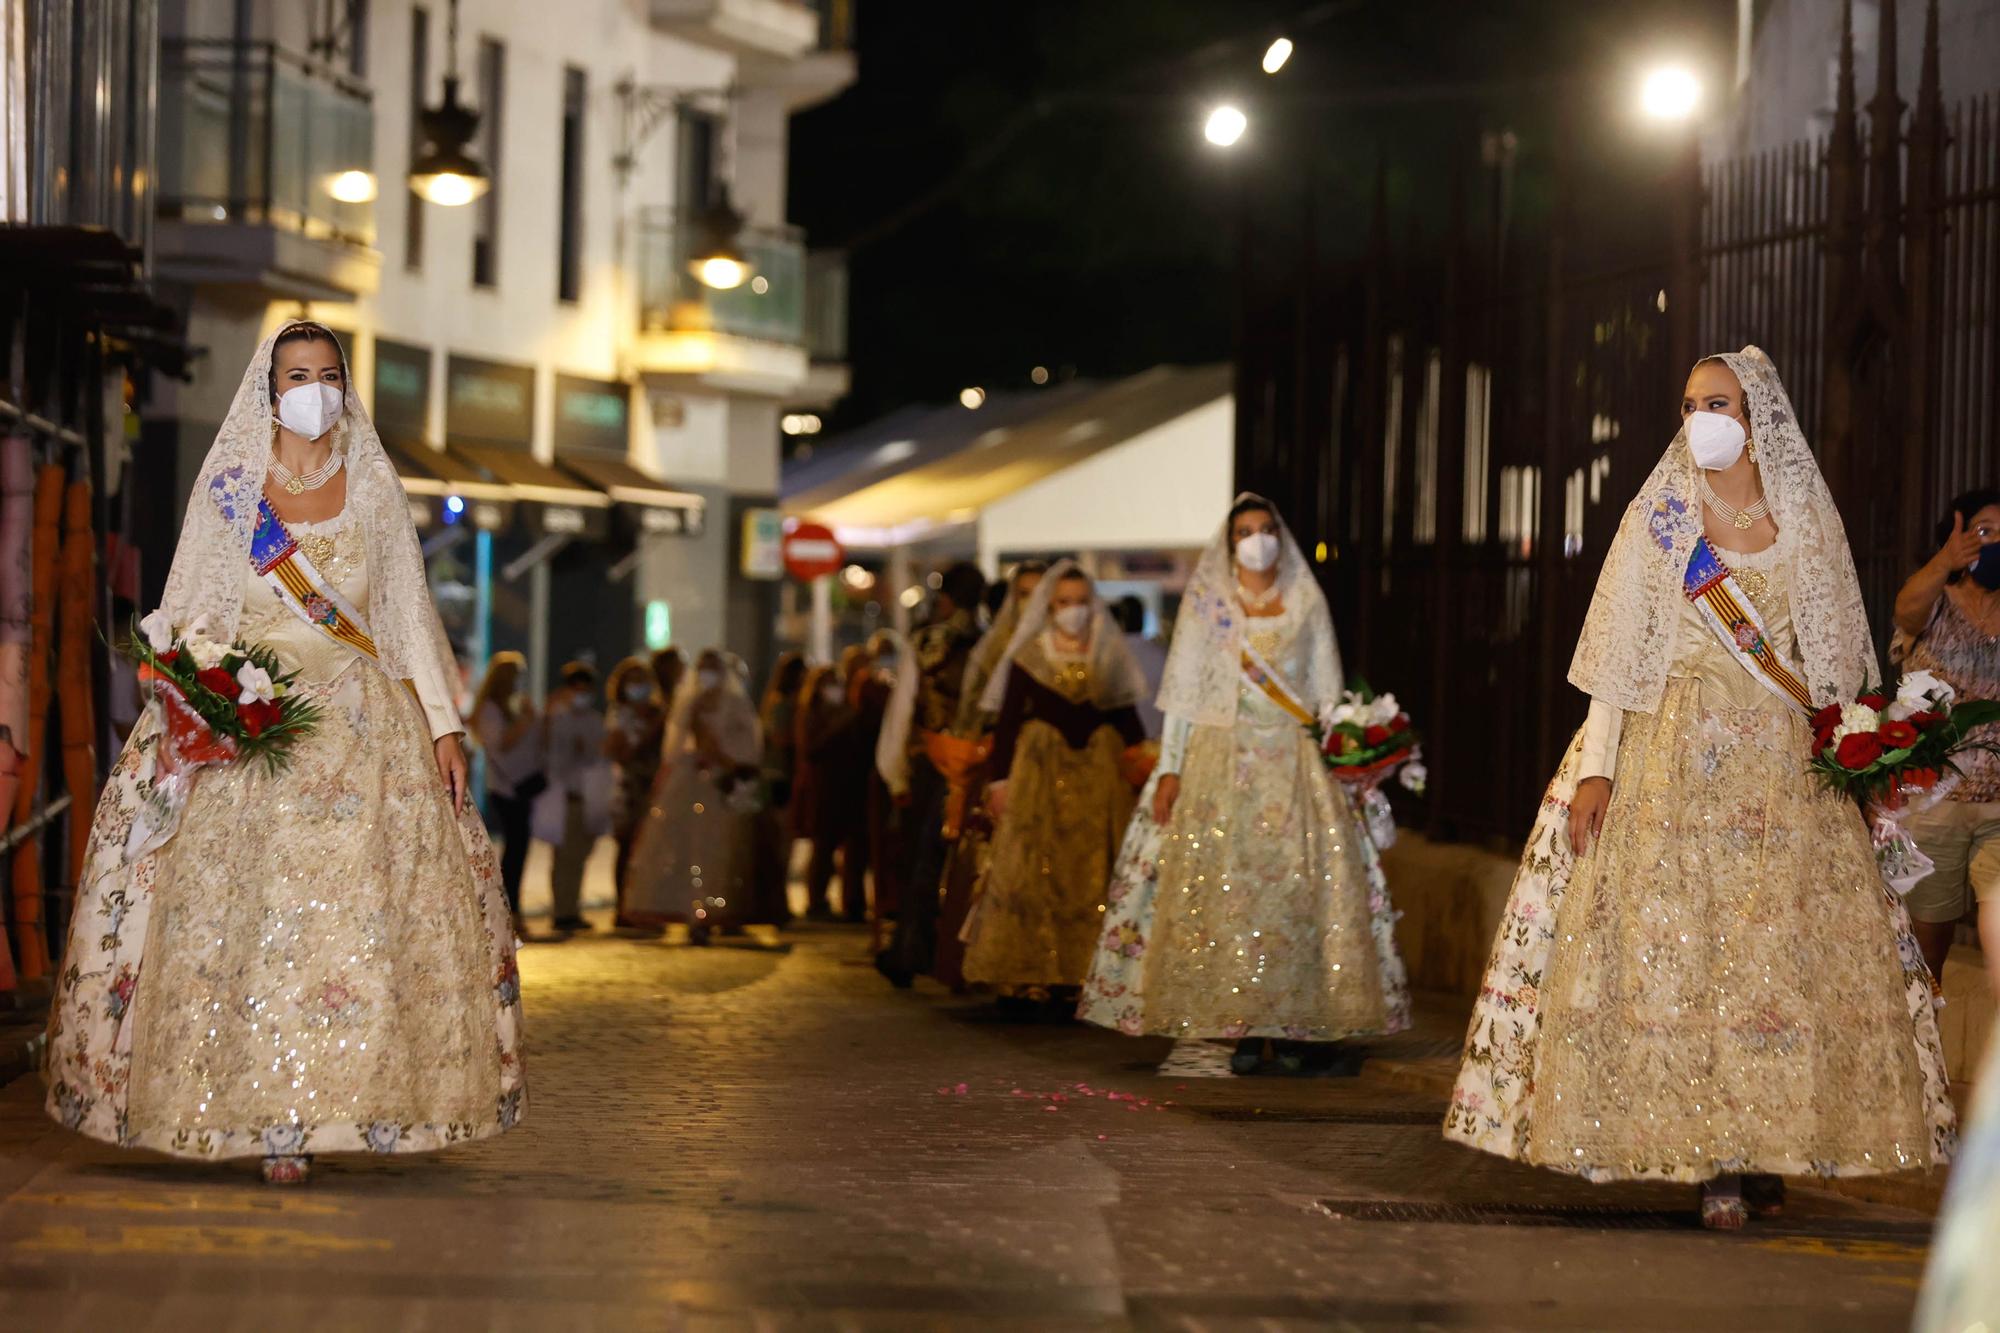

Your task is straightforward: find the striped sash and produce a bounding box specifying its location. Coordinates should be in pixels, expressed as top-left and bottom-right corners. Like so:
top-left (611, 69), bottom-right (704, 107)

top-left (1682, 536), bottom-right (1813, 717)
top-left (1239, 641), bottom-right (1318, 729)
top-left (249, 496), bottom-right (381, 663)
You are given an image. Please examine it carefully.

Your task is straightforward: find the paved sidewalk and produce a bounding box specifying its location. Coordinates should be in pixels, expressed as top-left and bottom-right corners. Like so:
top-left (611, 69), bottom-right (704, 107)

top-left (0, 923), bottom-right (1946, 1330)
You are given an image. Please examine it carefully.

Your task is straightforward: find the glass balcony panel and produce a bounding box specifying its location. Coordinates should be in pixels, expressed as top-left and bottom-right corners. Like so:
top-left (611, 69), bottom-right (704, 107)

top-left (637, 208), bottom-right (808, 347)
top-left (158, 41), bottom-right (374, 246)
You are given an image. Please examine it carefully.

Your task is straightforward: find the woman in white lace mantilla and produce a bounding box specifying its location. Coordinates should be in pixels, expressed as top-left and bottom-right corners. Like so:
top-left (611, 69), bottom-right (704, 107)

top-left (45, 323), bottom-right (525, 1183)
top-left (1078, 495), bottom-right (1411, 1074)
top-left (1444, 348), bottom-right (1952, 1229)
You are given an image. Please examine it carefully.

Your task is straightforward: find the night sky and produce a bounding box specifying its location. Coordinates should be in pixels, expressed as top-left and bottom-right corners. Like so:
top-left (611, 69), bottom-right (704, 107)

top-left (789, 0), bottom-right (1735, 430)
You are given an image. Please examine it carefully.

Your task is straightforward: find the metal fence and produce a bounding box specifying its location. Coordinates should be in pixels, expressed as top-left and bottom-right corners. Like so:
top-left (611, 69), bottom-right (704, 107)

top-left (1235, 0), bottom-right (2000, 846)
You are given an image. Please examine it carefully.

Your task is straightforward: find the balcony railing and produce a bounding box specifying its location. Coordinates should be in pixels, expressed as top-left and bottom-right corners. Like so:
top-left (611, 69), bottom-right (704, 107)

top-left (158, 40), bottom-right (375, 247)
top-left (805, 249), bottom-right (848, 362)
top-left (637, 209), bottom-right (808, 345)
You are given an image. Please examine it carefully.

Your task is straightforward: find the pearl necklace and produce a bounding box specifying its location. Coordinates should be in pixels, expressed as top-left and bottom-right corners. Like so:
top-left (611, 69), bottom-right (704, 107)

top-left (270, 447), bottom-right (342, 495)
top-left (1698, 473), bottom-right (1770, 530)
top-left (1237, 577), bottom-right (1282, 611)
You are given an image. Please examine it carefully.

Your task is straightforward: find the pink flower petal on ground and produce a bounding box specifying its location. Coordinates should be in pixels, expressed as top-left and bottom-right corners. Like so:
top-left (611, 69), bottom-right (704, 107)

top-left (1127, 1104), bottom-right (1142, 1112)
top-left (936, 1087), bottom-right (951, 1096)
top-left (1096, 1134), bottom-right (1109, 1141)
top-left (954, 1083), bottom-right (969, 1096)
top-left (1044, 1105), bottom-right (1060, 1113)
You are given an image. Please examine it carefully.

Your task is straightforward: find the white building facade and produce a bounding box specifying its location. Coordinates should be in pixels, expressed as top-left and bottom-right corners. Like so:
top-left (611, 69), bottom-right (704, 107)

top-left (146, 0), bottom-right (852, 695)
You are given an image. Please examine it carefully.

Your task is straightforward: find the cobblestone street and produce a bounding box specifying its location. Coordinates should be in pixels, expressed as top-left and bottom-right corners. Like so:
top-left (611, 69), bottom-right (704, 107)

top-left (0, 922), bottom-right (1944, 1330)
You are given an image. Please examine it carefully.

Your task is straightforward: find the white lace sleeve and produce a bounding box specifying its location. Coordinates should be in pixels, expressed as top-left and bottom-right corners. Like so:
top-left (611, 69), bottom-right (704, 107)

top-left (410, 650), bottom-right (465, 741)
top-left (1158, 713), bottom-right (1193, 776)
top-left (1578, 697), bottom-right (1623, 783)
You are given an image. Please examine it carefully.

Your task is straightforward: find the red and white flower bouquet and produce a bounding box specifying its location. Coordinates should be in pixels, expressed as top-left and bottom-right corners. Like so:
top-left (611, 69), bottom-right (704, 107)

top-left (1317, 680), bottom-right (1425, 851)
top-left (1318, 681), bottom-right (1426, 795)
top-left (124, 610), bottom-right (324, 777)
top-left (1808, 670), bottom-right (2000, 893)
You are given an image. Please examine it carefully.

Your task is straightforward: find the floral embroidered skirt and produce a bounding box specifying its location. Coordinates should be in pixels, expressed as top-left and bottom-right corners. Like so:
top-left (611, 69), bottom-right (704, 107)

top-left (1077, 718), bottom-right (1411, 1041)
top-left (1445, 678), bottom-right (1954, 1182)
top-left (46, 661), bottom-right (525, 1160)
top-left (962, 722), bottom-right (1133, 990)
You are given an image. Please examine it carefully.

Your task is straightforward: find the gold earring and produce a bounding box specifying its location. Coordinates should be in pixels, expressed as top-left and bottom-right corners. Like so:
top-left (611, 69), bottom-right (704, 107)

top-left (1745, 437), bottom-right (1757, 463)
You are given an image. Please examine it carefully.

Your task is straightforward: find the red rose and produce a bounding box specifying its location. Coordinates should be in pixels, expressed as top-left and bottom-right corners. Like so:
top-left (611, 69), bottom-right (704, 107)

top-left (238, 699), bottom-right (281, 738)
top-left (1364, 724), bottom-right (1393, 746)
top-left (1390, 713), bottom-right (1410, 733)
top-left (194, 666), bottom-right (237, 700)
top-left (1834, 732), bottom-right (1885, 770)
top-left (157, 649), bottom-right (180, 667)
top-left (1857, 692), bottom-right (1888, 710)
top-left (1906, 767), bottom-right (1940, 790)
top-left (1878, 720), bottom-right (1919, 749)
top-left (1909, 710), bottom-right (1945, 728)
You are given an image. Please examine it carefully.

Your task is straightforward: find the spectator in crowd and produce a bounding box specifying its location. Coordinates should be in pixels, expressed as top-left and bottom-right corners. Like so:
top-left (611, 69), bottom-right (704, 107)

top-left (604, 656), bottom-right (666, 931)
top-left (470, 650), bottom-right (543, 938)
top-left (537, 660), bottom-right (611, 935)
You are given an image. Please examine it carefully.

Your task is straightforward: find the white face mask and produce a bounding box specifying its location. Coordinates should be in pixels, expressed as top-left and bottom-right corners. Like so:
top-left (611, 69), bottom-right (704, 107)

top-left (276, 381), bottom-right (345, 441)
top-left (821, 683), bottom-right (845, 703)
top-left (624, 684), bottom-right (651, 703)
top-left (1236, 532), bottom-right (1281, 573)
top-left (1052, 604), bottom-right (1093, 637)
top-left (696, 669), bottom-right (721, 691)
top-left (1685, 410), bottom-right (1748, 471)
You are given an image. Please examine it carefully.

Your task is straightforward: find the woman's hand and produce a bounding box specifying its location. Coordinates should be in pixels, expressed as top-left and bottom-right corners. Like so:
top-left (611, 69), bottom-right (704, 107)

top-left (987, 780), bottom-right (1010, 822)
top-left (1937, 510), bottom-right (1986, 575)
top-left (1152, 773), bottom-right (1181, 825)
top-left (436, 733), bottom-right (470, 813)
top-left (1568, 776), bottom-right (1610, 856)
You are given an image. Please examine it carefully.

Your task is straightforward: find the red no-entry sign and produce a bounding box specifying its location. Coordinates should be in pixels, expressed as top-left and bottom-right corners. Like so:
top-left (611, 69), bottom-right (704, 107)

top-left (782, 522), bottom-right (844, 581)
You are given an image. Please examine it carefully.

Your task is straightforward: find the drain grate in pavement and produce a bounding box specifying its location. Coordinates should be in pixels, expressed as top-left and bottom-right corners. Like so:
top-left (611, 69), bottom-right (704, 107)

top-left (1316, 1199), bottom-right (1687, 1229)
top-left (1199, 1106), bottom-right (1442, 1125)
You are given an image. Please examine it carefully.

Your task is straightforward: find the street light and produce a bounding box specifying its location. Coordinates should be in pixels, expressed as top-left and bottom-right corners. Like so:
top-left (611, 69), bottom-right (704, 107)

top-left (326, 169), bottom-right (378, 203)
top-left (408, 0), bottom-right (490, 206)
top-left (1204, 104), bottom-right (1248, 148)
top-left (959, 386), bottom-right (987, 409)
top-left (1638, 64), bottom-right (1702, 122)
top-left (1262, 37), bottom-right (1293, 75)
top-left (685, 186), bottom-right (753, 290)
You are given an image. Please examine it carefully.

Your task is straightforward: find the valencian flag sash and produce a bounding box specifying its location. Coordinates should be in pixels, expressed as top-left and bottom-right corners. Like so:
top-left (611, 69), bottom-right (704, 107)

top-left (249, 496), bottom-right (382, 662)
top-left (1682, 536), bottom-right (1814, 717)
top-left (1239, 640), bottom-right (1319, 729)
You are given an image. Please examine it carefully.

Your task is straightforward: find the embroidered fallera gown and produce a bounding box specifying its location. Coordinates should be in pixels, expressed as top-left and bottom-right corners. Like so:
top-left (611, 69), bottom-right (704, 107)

top-left (46, 508), bottom-right (525, 1160)
top-left (1446, 530), bottom-right (1954, 1181)
top-left (1079, 593), bottom-right (1411, 1041)
top-left (962, 637), bottom-right (1143, 990)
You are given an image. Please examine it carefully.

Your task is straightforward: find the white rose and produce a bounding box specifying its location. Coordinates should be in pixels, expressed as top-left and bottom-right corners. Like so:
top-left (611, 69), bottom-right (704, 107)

top-left (186, 636), bottom-right (227, 670)
top-left (1831, 702), bottom-right (1882, 745)
top-left (235, 662), bottom-right (275, 705)
top-left (138, 609), bottom-right (175, 653)
top-left (1368, 694), bottom-right (1402, 727)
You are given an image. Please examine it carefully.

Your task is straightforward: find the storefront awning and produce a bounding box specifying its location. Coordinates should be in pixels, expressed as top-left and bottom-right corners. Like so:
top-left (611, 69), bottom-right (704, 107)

top-left (782, 363), bottom-right (1232, 548)
top-left (381, 437), bottom-right (512, 501)
top-left (445, 440), bottom-right (610, 508)
top-left (555, 452), bottom-right (704, 509)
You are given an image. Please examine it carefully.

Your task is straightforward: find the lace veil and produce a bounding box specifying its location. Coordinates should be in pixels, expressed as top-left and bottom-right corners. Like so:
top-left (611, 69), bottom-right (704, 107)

top-left (1155, 493), bottom-right (1344, 726)
top-left (663, 649), bottom-right (761, 766)
top-left (156, 322), bottom-right (457, 687)
top-left (977, 558), bottom-right (1149, 714)
top-left (1568, 346), bottom-right (1877, 712)
top-left (870, 628), bottom-right (918, 794)
top-left (956, 564), bottom-right (1036, 730)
